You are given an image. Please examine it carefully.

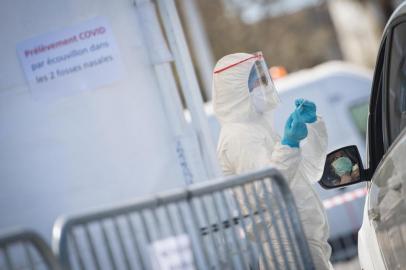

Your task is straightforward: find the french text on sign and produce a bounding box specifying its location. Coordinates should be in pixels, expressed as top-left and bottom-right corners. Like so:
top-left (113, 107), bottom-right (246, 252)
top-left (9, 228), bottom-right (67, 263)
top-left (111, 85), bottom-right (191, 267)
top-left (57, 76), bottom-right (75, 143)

top-left (16, 17), bottom-right (124, 100)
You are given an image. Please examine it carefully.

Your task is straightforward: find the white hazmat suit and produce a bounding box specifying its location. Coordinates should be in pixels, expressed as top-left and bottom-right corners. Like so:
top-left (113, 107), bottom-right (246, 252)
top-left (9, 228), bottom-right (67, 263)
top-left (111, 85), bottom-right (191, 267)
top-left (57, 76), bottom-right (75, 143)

top-left (213, 53), bottom-right (332, 269)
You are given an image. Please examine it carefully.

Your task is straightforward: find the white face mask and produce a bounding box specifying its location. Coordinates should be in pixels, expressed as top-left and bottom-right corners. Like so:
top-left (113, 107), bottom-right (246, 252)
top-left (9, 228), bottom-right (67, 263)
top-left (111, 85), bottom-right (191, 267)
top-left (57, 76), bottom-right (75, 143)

top-left (251, 87), bottom-right (268, 113)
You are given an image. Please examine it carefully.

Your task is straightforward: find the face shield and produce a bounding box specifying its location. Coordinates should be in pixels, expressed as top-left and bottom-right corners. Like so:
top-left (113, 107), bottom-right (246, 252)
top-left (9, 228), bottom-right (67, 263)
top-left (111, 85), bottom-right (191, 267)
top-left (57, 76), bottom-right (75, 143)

top-left (247, 52), bottom-right (280, 113)
top-left (213, 52), bottom-right (280, 114)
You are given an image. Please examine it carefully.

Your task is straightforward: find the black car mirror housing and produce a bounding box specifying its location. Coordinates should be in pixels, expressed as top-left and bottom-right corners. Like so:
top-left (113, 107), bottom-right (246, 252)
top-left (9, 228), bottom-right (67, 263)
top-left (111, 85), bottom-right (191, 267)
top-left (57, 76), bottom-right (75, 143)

top-left (319, 145), bottom-right (370, 189)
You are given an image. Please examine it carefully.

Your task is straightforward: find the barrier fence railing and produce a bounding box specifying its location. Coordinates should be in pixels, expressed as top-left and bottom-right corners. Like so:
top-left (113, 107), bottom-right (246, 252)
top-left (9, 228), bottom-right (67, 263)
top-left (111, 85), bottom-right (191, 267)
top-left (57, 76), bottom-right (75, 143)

top-left (52, 168), bottom-right (315, 270)
top-left (0, 229), bottom-right (61, 270)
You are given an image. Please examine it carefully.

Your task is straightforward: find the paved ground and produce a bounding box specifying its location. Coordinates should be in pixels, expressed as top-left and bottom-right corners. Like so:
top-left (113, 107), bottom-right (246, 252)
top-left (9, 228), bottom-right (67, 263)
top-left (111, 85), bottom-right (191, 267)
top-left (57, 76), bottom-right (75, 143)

top-left (333, 257), bottom-right (360, 270)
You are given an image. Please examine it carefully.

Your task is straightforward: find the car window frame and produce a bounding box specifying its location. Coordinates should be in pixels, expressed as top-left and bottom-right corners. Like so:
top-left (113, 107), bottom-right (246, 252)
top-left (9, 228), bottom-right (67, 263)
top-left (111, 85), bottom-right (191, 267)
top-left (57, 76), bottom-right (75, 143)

top-left (367, 36), bottom-right (387, 176)
top-left (382, 15), bottom-right (406, 151)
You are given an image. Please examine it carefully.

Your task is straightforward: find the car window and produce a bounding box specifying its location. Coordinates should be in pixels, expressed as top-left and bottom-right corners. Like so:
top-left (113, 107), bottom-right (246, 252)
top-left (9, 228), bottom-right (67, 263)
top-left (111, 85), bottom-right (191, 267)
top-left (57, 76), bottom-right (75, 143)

top-left (368, 37), bottom-right (386, 171)
top-left (349, 100), bottom-right (369, 140)
top-left (387, 22), bottom-right (406, 145)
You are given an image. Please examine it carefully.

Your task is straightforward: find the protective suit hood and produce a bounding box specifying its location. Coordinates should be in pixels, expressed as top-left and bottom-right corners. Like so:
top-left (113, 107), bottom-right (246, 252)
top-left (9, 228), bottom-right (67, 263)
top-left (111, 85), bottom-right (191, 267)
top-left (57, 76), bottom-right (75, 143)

top-left (213, 53), bottom-right (265, 124)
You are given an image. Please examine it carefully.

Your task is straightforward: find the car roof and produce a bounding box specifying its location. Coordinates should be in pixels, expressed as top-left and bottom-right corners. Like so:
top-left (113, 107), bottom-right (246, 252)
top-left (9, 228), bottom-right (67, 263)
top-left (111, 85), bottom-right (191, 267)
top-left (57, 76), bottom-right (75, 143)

top-left (384, 1), bottom-right (406, 34)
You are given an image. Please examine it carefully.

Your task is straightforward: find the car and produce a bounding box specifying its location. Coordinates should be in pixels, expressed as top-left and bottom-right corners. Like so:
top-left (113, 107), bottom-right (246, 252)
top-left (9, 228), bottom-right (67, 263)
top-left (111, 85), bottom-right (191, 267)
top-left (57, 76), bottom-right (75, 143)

top-left (318, 2), bottom-right (406, 269)
top-left (191, 61), bottom-right (373, 262)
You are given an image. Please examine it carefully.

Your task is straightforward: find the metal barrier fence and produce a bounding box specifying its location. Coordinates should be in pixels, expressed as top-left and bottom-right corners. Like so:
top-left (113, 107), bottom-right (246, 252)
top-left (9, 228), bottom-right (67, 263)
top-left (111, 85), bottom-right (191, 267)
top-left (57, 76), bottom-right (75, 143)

top-left (52, 168), bottom-right (315, 270)
top-left (0, 229), bottom-right (61, 270)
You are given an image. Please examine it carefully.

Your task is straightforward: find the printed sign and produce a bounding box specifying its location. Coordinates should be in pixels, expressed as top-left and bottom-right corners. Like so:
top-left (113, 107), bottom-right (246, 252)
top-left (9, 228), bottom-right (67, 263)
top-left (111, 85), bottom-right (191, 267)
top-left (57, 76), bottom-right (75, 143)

top-left (16, 17), bottom-right (124, 99)
top-left (149, 235), bottom-right (195, 270)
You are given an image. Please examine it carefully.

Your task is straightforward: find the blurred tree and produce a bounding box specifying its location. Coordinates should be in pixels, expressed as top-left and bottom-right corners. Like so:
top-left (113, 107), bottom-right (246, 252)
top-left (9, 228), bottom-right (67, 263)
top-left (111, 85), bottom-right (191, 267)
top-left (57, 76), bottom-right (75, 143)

top-left (225, 0), bottom-right (324, 24)
top-left (378, 0), bottom-right (397, 19)
top-left (328, 0), bottom-right (381, 68)
top-left (194, 0), bottom-right (342, 72)
top-left (366, 0), bottom-right (402, 24)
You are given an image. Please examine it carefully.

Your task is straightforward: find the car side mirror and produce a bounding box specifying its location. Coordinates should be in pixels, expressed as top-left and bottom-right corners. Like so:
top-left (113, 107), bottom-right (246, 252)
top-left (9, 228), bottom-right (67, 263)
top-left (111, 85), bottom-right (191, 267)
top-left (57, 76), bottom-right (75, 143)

top-left (319, 145), bottom-right (367, 189)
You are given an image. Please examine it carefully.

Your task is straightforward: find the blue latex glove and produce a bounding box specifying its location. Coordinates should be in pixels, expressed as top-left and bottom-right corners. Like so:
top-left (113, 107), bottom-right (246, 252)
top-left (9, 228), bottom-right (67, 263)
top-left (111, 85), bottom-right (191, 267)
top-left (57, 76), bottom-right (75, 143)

top-left (295, 98), bottom-right (317, 123)
top-left (281, 111), bottom-right (308, 148)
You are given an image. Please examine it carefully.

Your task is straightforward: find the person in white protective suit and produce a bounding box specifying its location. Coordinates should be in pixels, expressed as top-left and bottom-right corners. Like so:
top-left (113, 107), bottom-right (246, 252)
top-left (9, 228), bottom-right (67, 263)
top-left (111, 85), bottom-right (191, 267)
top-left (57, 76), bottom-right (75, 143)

top-left (212, 52), bottom-right (332, 269)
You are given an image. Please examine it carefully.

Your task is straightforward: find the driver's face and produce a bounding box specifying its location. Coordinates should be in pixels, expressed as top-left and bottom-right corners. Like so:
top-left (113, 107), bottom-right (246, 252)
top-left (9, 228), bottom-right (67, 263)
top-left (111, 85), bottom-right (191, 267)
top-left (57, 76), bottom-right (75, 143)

top-left (331, 151), bottom-right (345, 161)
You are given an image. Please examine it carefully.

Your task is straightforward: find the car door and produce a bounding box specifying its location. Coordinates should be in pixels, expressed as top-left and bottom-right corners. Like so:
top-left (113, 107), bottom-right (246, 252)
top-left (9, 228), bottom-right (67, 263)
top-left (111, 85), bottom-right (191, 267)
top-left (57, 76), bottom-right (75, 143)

top-left (368, 17), bottom-right (406, 269)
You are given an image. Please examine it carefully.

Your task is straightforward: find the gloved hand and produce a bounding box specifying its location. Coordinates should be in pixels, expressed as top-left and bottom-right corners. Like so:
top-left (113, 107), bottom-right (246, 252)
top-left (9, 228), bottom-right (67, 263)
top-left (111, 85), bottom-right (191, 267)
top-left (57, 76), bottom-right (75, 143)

top-left (295, 98), bottom-right (317, 123)
top-left (281, 111), bottom-right (308, 148)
